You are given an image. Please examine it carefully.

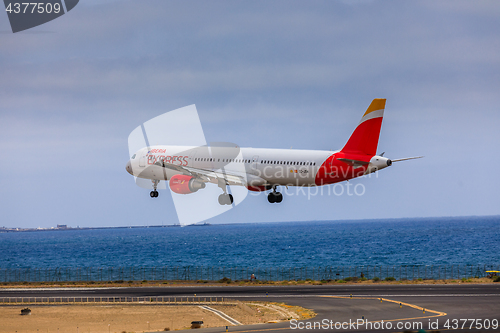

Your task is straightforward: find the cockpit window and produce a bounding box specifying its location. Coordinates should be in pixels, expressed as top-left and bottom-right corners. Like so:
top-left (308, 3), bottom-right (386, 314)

top-left (131, 154), bottom-right (136, 159)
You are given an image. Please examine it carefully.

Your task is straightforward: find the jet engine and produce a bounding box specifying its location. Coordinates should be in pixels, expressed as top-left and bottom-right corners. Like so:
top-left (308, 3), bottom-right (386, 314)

top-left (169, 175), bottom-right (206, 194)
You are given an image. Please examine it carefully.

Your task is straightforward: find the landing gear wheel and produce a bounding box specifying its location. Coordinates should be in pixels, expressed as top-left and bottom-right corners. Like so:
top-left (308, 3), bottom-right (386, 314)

top-left (218, 194), bottom-right (233, 205)
top-left (268, 192), bottom-right (282, 203)
top-left (150, 191), bottom-right (159, 198)
top-left (218, 194), bottom-right (225, 205)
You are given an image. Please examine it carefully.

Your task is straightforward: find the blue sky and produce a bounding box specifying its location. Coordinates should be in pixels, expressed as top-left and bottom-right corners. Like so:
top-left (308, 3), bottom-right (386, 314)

top-left (1, 0), bottom-right (499, 228)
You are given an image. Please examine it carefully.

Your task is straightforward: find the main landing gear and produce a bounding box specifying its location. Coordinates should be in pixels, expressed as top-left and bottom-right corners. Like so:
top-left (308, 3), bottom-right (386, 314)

top-left (150, 180), bottom-right (159, 198)
top-left (218, 193), bottom-right (233, 205)
top-left (268, 186), bottom-right (283, 204)
top-left (217, 178), bottom-right (233, 205)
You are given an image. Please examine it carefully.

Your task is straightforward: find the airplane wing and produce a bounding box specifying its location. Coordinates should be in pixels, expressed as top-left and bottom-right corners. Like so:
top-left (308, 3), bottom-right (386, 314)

top-left (155, 161), bottom-right (250, 187)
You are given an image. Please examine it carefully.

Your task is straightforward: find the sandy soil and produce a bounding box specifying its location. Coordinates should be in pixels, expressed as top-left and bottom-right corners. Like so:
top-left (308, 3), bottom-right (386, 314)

top-left (0, 302), bottom-right (314, 333)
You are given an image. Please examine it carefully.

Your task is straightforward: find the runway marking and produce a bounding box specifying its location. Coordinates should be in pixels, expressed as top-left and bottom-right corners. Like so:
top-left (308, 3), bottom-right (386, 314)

top-left (199, 305), bottom-right (242, 325)
top-left (165, 293), bottom-right (500, 298)
top-left (219, 295), bottom-right (448, 333)
top-left (213, 328), bottom-right (288, 333)
top-left (320, 295), bottom-right (447, 322)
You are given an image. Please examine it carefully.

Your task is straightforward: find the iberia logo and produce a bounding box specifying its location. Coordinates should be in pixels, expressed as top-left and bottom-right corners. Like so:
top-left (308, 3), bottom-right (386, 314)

top-left (4, 0), bottom-right (79, 33)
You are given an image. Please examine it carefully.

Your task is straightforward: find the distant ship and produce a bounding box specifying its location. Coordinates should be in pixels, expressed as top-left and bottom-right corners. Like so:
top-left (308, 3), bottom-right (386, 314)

top-left (188, 222), bottom-right (211, 227)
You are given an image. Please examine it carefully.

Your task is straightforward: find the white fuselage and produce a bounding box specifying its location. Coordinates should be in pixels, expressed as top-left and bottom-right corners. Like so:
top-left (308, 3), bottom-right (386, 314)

top-left (127, 145), bottom-right (337, 187)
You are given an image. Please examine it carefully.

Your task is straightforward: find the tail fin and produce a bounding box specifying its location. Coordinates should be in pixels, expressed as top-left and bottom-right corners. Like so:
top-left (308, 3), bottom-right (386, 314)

top-left (341, 98), bottom-right (386, 156)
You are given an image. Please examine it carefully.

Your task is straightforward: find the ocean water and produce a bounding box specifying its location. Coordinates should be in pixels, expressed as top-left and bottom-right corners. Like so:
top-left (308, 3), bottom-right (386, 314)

top-left (0, 216), bottom-right (499, 269)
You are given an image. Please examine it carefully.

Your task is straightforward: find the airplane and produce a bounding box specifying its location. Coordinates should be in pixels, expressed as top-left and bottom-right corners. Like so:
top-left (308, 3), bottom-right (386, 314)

top-left (125, 99), bottom-right (422, 204)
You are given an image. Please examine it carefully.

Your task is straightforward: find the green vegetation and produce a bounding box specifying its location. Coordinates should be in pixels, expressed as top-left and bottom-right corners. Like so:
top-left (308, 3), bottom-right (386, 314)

top-left (372, 277), bottom-right (380, 282)
top-left (218, 277), bottom-right (231, 284)
top-left (385, 277), bottom-right (396, 281)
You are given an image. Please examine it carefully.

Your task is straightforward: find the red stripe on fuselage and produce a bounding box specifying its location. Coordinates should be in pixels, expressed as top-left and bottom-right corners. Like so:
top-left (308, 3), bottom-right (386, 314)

top-left (314, 116), bottom-right (383, 186)
top-left (314, 154), bottom-right (369, 186)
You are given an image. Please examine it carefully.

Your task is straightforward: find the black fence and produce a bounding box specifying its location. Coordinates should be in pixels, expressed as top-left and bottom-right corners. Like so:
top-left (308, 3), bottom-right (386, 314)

top-left (0, 265), bottom-right (498, 283)
top-left (0, 296), bottom-right (229, 304)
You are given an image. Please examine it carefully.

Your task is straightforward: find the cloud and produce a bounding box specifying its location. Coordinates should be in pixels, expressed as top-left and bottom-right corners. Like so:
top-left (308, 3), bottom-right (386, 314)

top-left (1, 0), bottom-right (499, 227)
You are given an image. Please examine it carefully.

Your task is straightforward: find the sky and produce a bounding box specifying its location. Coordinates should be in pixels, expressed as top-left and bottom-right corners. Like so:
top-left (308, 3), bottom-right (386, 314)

top-left (1, 0), bottom-right (499, 228)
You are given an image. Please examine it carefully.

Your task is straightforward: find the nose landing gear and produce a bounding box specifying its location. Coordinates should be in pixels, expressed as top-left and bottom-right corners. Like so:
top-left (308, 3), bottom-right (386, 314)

top-left (150, 180), bottom-right (159, 198)
top-left (268, 186), bottom-right (283, 203)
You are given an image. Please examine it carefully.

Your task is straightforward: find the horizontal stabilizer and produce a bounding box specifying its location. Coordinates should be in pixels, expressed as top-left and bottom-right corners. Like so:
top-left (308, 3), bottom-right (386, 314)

top-left (337, 158), bottom-right (369, 168)
top-left (392, 156), bottom-right (424, 162)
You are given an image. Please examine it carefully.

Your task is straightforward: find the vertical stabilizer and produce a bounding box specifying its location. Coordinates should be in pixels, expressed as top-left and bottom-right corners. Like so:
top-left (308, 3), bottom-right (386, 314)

top-left (341, 99), bottom-right (386, 156)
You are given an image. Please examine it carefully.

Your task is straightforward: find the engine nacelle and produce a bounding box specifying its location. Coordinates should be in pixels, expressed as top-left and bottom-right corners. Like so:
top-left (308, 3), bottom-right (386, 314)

top-left (364, 156), bottom-right (392, 175)
top-left (169, 175), bottom-right (206, 194)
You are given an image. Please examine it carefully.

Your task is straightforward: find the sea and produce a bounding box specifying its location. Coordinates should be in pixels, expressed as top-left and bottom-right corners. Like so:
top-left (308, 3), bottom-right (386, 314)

top-left (0, 216), bottom-right (499, 269)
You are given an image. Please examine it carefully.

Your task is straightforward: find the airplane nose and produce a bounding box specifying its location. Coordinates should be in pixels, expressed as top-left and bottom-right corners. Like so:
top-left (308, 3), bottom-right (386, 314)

top-left (126, 160), bottom-right (132, 175)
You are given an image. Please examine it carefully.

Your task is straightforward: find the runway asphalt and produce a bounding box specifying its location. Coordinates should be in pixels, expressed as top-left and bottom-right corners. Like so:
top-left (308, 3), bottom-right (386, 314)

top-left (1, 284), bottom-right (499, 332)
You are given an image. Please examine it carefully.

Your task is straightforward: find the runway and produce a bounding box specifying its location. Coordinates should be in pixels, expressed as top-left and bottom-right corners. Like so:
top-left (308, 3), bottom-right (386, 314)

top-left (1, 284), bottom-right (499, 332)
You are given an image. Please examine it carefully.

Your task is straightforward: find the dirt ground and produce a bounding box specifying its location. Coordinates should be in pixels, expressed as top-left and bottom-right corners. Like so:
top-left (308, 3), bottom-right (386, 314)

top-left (0, 302), bottom-right (314, 333)
top-left (1, 277), bottom-right (497, 289)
